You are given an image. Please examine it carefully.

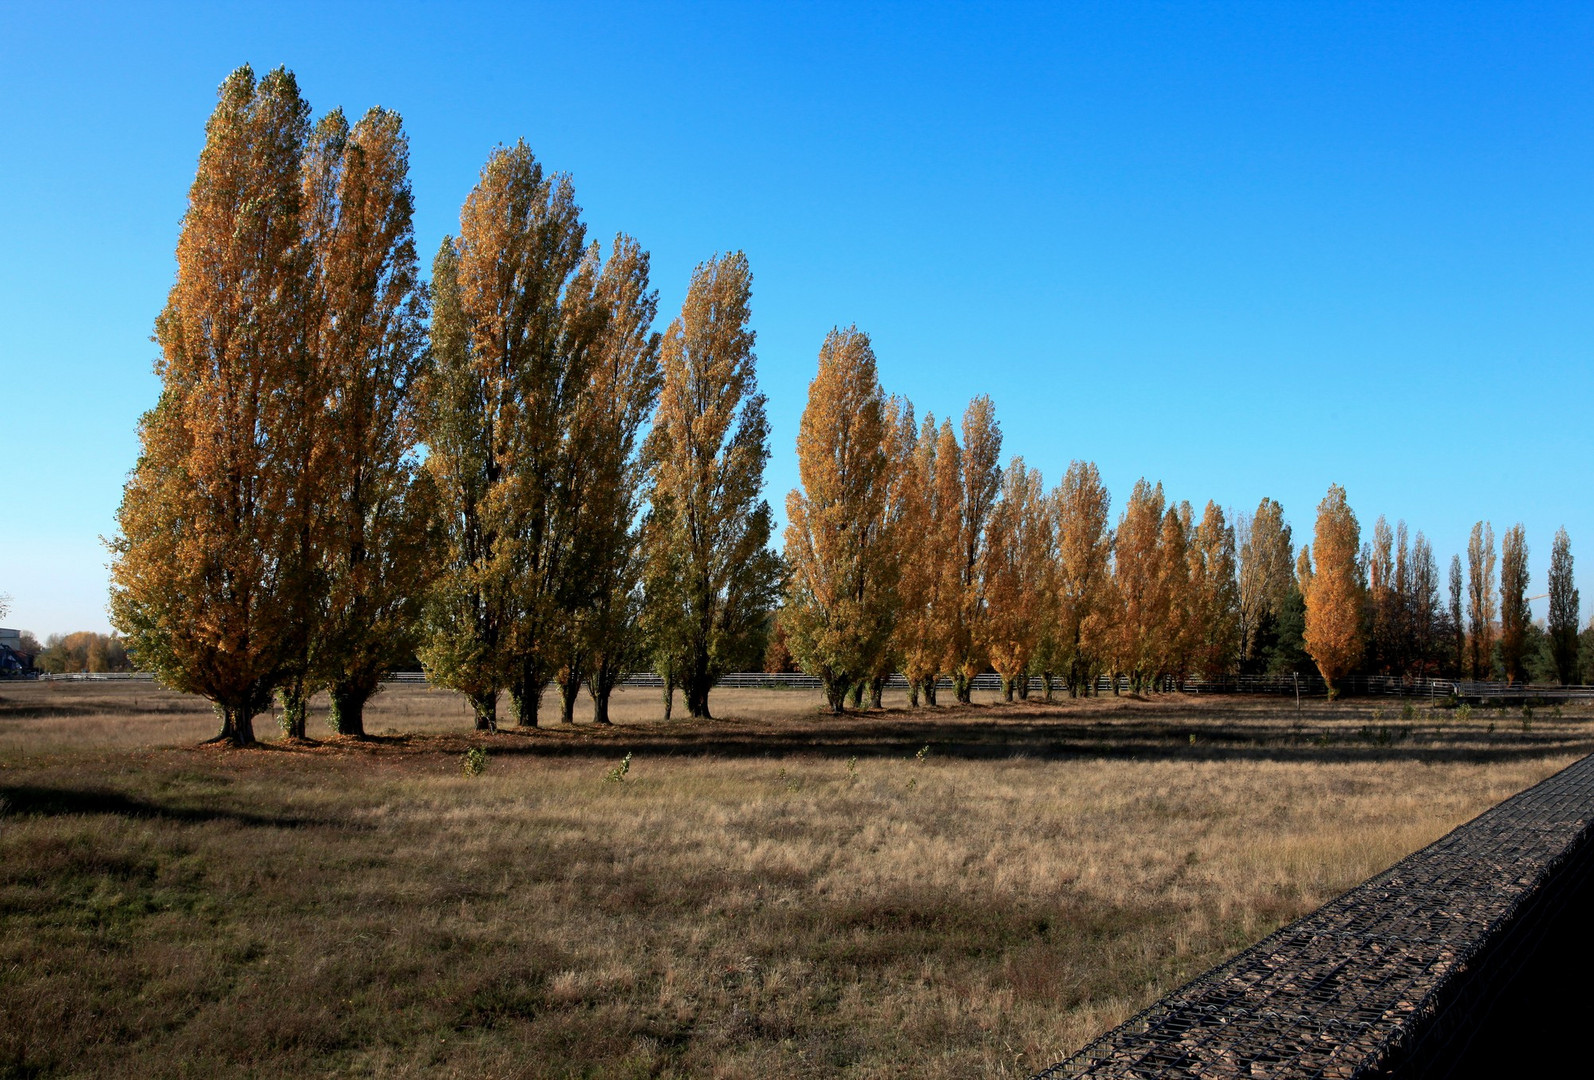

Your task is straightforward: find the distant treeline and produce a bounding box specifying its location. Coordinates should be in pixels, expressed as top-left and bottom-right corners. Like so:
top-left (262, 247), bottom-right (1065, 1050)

top-left (108, 66), bottom-right (1584, 746)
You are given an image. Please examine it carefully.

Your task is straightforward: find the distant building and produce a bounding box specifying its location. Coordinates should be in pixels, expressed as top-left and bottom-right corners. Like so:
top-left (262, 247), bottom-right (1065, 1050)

top-left (0, 629), bottom-right (28, 676)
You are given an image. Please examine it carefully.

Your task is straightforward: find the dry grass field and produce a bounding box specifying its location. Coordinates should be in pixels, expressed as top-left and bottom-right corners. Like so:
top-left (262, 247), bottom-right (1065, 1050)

top-left (2, 679), bottom-right (1590, 1079)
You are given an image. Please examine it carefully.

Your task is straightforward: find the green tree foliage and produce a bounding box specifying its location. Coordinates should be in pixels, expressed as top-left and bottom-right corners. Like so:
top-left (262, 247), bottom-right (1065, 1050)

top-left (1548, 528), bottom-right (1579, 685)
top-left (643, 252), bottom-right (782, 719)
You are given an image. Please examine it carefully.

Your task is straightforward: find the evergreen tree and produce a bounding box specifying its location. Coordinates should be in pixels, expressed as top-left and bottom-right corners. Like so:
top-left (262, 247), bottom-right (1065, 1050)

top-left (109, 66), bottom-right (313, 747)
top-left (643, 252), bottom-right (781, 719)
top-left (1548, 527), bottom-right (1579, 685)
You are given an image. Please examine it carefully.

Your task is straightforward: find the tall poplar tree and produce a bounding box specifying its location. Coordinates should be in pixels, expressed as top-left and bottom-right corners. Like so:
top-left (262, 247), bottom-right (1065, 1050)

top-left (418, 142), bottom-right (589, 729)
top-left (1049, 461), bottom-right (1112, 696)
top-left (300, 106), bottom-right (431, 738)
top-left (1300, 484), bottom-right (1363, 698)
top-left (1236, 498), bottom-right (1294, 672)
top-left (1498, 524), bottom-right (1530, 685)
top-left (1188, 501), bottom-right (1240, 678)
top-left (1466, 522), bottom-right (1497, 679)
top-left (782, 326), bottom-right (898, 713)
top-left (948, 397), bottom-right (1002, 703)
top-left (574, 236), bottom-right (663, 725)
top-left (643, 252), bottom-right (781, 719)
top-left (110, 66), bottom-right (312, 747)
top-left (895, 413), bottom-right (946, 704)
top-left (1548, 528), bottom-right (1579, 685)
top-left (1112, 479), bottom-right (1166, 690)
top-left (982, 457), bottom-right (1047, 700)
top-left (1448, 554), bottom-right (1465, 677)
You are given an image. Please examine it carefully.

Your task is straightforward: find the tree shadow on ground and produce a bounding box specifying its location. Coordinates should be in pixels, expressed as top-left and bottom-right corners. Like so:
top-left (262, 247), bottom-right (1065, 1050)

top-left (0, 784), bottom-right (333, 828)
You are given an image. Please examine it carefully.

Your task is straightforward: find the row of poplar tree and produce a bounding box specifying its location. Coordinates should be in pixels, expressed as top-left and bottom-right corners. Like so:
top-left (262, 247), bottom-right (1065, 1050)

top-left (110, 67), bottom-right (778, 745)
top-left (782, 329), bottom-right (1584, 713)
top-left (109, 68), bottom-right (1582, 745)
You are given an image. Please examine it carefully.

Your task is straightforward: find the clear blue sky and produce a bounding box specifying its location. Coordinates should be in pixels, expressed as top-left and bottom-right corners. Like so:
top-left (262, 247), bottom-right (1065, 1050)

top-left (2, 1), bottom-right (1591, 637)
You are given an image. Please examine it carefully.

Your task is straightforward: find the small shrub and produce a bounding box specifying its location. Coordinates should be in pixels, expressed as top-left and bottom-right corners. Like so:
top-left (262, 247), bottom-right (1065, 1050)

top-left (1457, 704), bottom-right (1473, 722)
top-left (845, 756), bottom-right (858, 781)
top-left (605, 752), bottom-right (633, 783)
top-left (1400, 702), bottom-right (1415, 722)
top-left (461, 747), bottom-right (488, 777)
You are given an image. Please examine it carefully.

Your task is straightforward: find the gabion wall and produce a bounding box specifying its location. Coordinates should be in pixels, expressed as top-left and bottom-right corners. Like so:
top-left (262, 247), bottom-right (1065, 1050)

top-left (1031, 754), bottom-right (1594, 1079)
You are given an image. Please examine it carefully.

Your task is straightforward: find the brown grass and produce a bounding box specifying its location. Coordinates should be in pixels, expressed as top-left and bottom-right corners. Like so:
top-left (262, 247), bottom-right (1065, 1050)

top-left (1, 681), bottom-right (1589, 1078)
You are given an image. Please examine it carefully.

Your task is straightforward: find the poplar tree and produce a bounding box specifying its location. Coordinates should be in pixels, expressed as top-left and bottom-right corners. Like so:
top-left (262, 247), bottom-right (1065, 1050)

top-left (1466, 522), bottom-right (1497, 679)
top-left (1498, 524), bottom-right (1530, 685)
top-left (1548, 528), bottom-right (1579, 685)
top-left (576, 237), bottom-right (663, 725)
top-left (1112, 479), bottom-right (1166, 690)
top-left (1157, 504), bottom-right (1192, 685)
top-left (1448, 554), bottom-right (1465, 677)
top-left (982, 458), bottom-right (1047, 700)
top-left (1188, 501), bottom-right (1240, 678)
top-left (418, 142), bottom-right (588, 729)
top-left (643, 252), bottom-right (781, 719)
top-left (1300, 484), bottom-right (1364, 698)
top-left (1236, 498), bottom-right (1293, 671)
top-left (1049, 461), bottom-right (1112, 696)
top-left (110, 66), bottom-right (312, 748)
top-left (782, 326), bottom-right (898, 713)
top-left (301, 106), bottom-right (430, 738)
top-left (895, 413), bottom-right (945, 704)
top-left (1366, 517), bottom-right (1397, 674)
top-left (1406, 532), bottom-right (1441, 677)
top-left (949, 397), bottom-right (1002, 703)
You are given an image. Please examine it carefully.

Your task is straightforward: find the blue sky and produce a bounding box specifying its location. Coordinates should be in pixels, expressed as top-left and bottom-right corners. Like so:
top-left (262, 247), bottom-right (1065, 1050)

top-left (2, 1), bottom-right (1591, 636)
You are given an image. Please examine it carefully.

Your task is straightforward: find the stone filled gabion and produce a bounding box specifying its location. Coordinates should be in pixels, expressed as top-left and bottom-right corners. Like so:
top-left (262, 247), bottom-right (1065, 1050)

top-left (1031, 753), bottom-right (1594, 1079)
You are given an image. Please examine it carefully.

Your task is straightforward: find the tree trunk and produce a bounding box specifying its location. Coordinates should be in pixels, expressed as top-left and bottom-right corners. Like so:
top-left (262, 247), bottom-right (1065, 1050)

top-left (511, 661), bottom-right (548, 727)
top-left (849, 682), bottom-right (865, 710)
top-left (329, 683), bottom-right (369, 738)
top-left (824, 676), bottom-right (848, 715)
top-left (953, 671), bottom-right (973, 704)
top-left (211, 702), bottom-right (258, 748)
top-left (908, 680), bottom-right (920, 708)
top-left (685, 672), bottom-right (713, 719)
top-left (1042, 672), bottom-right (1054, 702)
top-left (279, 678), bottom-right (309, 740)
top-left (469, 690), bottom-right (498, 732)
top-left (921, 676), bottom-right (938, 706)
top-left (1017, 674), bottom-right (1031, 701)
top-left (558, 667), bottom-right (581, 724)
top-left (1000, 675), bottom-right (1014, 702)
top-left (869, 676), bottom-right (886, 710)
top-left (661, 673), bottom-right (675, 721)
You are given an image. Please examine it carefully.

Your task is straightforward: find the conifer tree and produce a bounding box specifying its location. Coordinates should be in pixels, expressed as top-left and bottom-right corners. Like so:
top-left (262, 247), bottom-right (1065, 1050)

top-left (1498, 523), bottom-right (1530, 685)
top-left (643, 252), bottom-right (781, 719)
top-left (110, 66), bottom-right (313, 748)
top-left (1300, 484), bottom-right (1364, 698)
top-left (1548, 527), bottom-right (1579, 685)
top-left (1049, 461), bottom-right (1112, 696)
top-left (781, 326), bottom-right (898, 713)
top-left (1466, 522), bottom-right (1497, 679)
